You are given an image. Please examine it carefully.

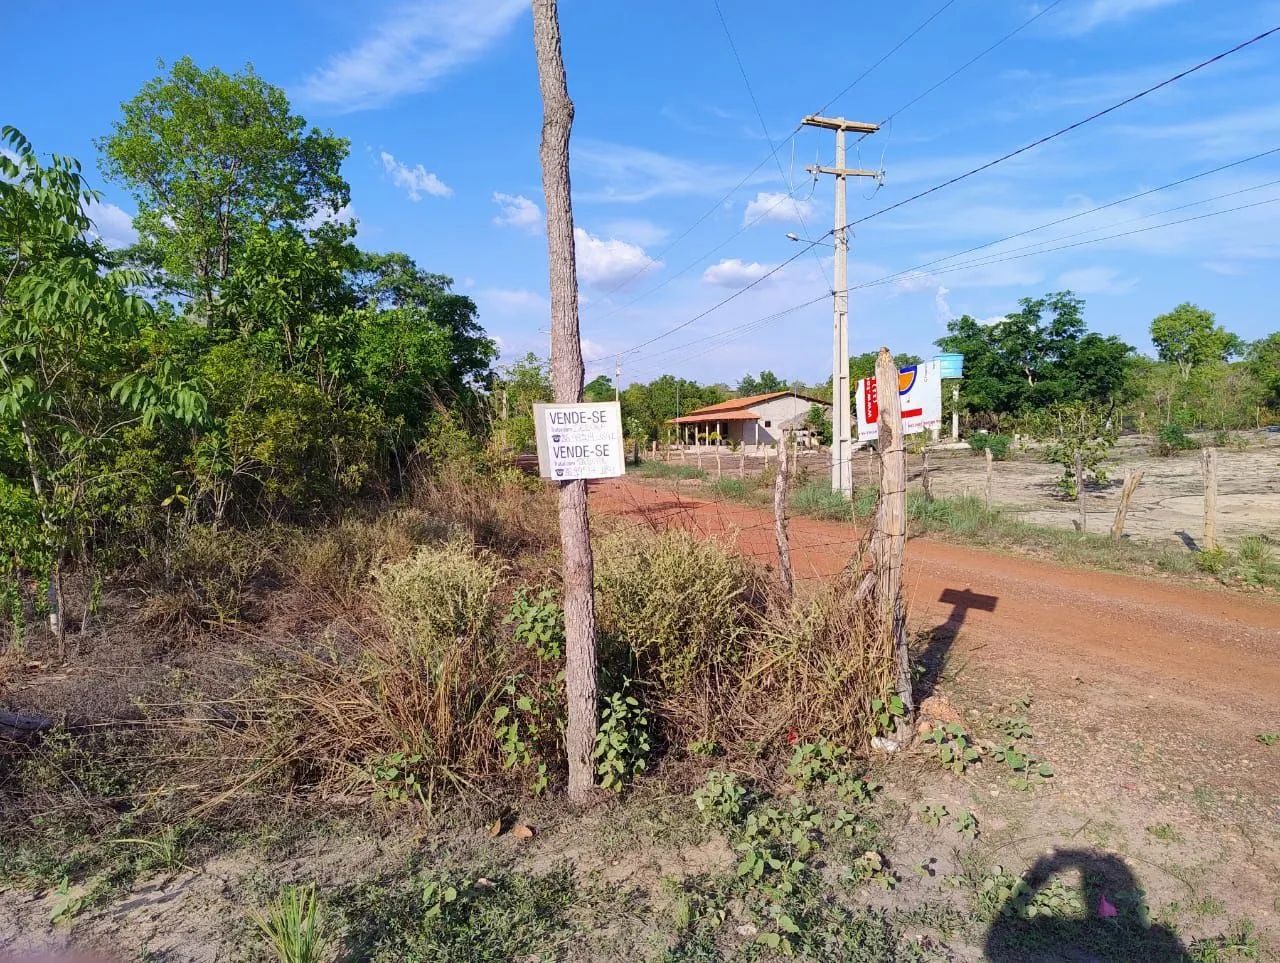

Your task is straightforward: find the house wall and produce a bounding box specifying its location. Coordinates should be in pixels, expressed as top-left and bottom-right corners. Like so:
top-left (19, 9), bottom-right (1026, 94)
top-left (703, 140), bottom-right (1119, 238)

top-left (751, 395), bottom-right (827, 445)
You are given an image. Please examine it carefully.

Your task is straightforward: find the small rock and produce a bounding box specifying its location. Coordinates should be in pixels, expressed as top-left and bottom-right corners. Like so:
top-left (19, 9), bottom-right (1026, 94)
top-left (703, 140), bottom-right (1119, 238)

top-left (736, 923), bottom-right (758, 937)
top-left (870, 736), bottom-right (900, 754)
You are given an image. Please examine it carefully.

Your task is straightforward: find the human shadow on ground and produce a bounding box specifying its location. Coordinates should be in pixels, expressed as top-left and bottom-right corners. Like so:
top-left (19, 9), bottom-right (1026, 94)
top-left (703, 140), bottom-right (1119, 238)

top-left (916, 587), bottom-right (998, 700)
top-left (983, 849), bottom-right (1190, 962)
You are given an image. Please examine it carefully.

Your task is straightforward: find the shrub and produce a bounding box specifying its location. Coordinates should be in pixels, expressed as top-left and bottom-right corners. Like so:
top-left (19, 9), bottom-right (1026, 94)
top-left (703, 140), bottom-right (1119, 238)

top-left (253, 883), bottom-right (333, 963)
top-left (595, 530), bottom-right (766, 735)
top-left (1154, 423), bottom-right (1198, 456)
top-left (285, 509), bottom-right (443, 609)
top-left (413, 461), bottom-right (557, 556)
top-left (968, 433), bottom-right (1011, 460)
top-left (372, 537), bottom-right (502, 659)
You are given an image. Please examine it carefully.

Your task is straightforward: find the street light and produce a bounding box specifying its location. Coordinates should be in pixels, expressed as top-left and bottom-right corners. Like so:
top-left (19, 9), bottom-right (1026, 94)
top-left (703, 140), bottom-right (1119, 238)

top-left (785, 232), bottom-right (834, 247)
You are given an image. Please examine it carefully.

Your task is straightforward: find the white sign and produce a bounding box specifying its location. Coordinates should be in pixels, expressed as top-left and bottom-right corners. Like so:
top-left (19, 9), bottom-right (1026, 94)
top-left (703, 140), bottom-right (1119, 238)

top-left (533, 402), bottom-right (626, 480)
top-left (856, 360), bottom-right (943, 440)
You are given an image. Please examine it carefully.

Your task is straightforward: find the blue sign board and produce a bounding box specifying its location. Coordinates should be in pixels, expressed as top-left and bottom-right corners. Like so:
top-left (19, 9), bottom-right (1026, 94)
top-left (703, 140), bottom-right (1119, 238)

top-left (934, 353), bottom-right (964, 378)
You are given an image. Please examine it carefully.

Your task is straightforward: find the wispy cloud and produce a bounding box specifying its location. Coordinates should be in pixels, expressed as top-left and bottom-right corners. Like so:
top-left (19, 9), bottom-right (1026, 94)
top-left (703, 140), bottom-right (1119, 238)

top-left (299, 0), bottom-right (527, 112)
top-left (380, 151), bottom-right (452, 200)
top-left (492, 192), bottom-right (541, 233)
top-left (574, 228), bottom-right (661, 287)
top-left (1055, 266), bottom-right (1137, 294)
top-left (574, 140), bottom-right (773, 203)
top-left (702, 258), bottom-right (777, 288)
top-left (1061, 0), bottom-right (1188, 35)
top-left (742, 191), bottom-right (816, 227)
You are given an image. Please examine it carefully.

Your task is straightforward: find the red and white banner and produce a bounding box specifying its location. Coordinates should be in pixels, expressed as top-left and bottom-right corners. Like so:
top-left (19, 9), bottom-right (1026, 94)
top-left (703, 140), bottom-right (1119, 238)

top-left (855, 360), bottom-right (943, 440)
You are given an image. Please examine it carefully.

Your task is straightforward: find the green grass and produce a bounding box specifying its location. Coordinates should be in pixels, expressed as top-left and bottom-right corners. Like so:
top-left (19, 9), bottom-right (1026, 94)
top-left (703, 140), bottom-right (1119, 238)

top-left (631, 460), bottom-right (707, 481)
top-left (703, 476), bottom-right (757, 500)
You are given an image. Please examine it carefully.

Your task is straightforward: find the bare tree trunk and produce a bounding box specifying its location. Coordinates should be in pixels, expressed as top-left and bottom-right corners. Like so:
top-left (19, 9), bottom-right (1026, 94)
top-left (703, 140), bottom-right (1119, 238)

top-left (1110, 469), bottom-right (1143, 543)
top-left (773, 436), bottom-right (794, 600)
top-left (872, 349), bottom-right (911, 740)
top-left (532, 0), bottom-right (598, 802)
top-left (1201, 448), bottom-right (1217, 551)
top-left (739, 449), bottom-right (745, 478)
top-left (1074, 451), bottom-right (1086, 533)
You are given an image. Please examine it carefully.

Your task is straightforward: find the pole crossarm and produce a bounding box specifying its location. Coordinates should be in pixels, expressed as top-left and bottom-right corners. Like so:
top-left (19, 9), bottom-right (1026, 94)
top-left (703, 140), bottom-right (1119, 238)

top-left (801, 114), bottom-right (881, 133)
top-left (805, 164), bottom-right (883, 178)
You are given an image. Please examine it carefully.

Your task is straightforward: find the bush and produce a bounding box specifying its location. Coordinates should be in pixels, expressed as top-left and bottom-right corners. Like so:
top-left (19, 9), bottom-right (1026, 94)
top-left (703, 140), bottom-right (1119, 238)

top-left (595, 530), bottom-right (766, 735)
top-left (372, 537), bottom-right (502, 659)
top-left (413, 461), bottom-right (557, 556)
top-left (284, 509), bottom-right (443, 610)
top-left (968, 433), bottom-right (1011, 460)
top-left (1154, 423), bottom-right (1198, 456)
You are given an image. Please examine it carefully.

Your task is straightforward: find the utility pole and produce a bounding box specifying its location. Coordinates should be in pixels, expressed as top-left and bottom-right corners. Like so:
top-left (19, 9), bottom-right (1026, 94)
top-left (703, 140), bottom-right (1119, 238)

top-left (802, 115), bottom-right (880, 497)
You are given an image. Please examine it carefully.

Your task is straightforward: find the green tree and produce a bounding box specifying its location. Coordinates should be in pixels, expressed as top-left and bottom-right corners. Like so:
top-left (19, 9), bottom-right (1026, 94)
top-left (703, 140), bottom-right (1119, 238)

top-left (98, 57), bottom-right (349, 330)
top-left (1149, 303), bottom-right (1242, 379)
top-left (936, 292), bottom-right (1133, 427)
top-left (1246, 332), bottom-right (1280, 411)
top-left (737, 370), bottom-right (784, 395)
top-left (1, 128), bottom-right (204, 640)
top-left (584, 374), bottom-right (614, 402)
top-left (849, 351), bottom-right (921, 384)
top-left (494, 353), bottom-right (553, 452)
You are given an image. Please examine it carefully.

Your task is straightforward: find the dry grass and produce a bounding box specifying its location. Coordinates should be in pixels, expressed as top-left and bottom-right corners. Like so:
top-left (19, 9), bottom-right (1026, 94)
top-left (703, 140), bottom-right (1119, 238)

top-left (412, 464), bottom-right (558, 558)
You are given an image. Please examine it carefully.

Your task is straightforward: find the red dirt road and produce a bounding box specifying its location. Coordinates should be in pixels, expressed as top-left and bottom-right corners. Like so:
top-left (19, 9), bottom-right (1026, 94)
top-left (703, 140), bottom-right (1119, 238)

top-left (591, 478), bottom-right (1280, 723)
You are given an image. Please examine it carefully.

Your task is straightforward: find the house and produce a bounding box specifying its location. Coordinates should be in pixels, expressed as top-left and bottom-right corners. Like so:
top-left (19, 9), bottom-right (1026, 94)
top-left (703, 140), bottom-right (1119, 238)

top-left (668, 391), bottom-right (830, 450)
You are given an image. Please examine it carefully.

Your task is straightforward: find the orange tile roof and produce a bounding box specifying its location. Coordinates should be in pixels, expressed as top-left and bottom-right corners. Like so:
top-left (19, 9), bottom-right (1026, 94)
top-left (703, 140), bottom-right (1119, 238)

top-left (670, 410), bottom-right (762, 425)
top-left (684, 390), bottom-right (795, 415)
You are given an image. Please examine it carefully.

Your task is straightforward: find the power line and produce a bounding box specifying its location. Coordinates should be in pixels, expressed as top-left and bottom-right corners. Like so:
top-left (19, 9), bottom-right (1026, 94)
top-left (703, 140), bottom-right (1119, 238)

top-left (584, 0), bottom-right (966, 316)
top-left (838, 24), bottom-right (1280, 232)
top-left (620, 177), bottom-right (1280, 372)
top-left (713, 0), bottom-right (830, 286)
top-left (866, 0), bottom-right (1068, 131)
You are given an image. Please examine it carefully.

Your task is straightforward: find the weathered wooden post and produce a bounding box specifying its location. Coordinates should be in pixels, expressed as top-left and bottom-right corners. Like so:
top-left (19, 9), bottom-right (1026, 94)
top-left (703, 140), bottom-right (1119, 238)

top-left (1201, 447), bottom-right (1218, 550)
top-left (773, 435), bottom-right (794, 599)
top-left (872, 348), bottom-right (911, 741)
top-left (921, 449), bottom-right (933, 502)
top-left (1110, 469), bottom-right (1143, 542)
top-left (739, 448), bottom-right (746, 478)
top-left (1074, 451), bottom-right (1086, 533)
top-left (984, 447), bottom-right (993, 509)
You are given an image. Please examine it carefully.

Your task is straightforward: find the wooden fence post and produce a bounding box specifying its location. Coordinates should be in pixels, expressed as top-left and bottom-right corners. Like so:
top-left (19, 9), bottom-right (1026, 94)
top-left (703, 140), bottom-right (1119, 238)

top-left (921, 450), bottom-right (932, 502)
top-left (715, 444), bottom-right (722, 479)
top-left (872, 348), bottom-right (911, 741)
top-left (1110, 469), bottom-right (1143, 542)
top-left (774, 435), bottom-right (793, 599)
top-left (984, 448), bottom-right (993, 509)
top-left (1074, 451), bottom-right (1086, 533)
top-left (1201, 448), bottom-right (1218, 550)
top-left (739, 448), bottom-right (746, 478)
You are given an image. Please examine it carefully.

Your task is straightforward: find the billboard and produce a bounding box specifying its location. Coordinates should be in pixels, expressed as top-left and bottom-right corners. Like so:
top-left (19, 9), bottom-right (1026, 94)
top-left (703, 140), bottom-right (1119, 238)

top-left (855, 360), bottom-right (943, 440)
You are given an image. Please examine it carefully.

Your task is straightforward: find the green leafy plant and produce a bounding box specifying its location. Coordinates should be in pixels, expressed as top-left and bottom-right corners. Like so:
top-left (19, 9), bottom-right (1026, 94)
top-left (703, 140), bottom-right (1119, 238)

top-left (504, 587), bottom-right (564, 661)
top-left (592, 688), bottom-right (652, 791)
top-left (919, 803), bottom-right (948, 828)
top-left (1155, 422), bottom-right (1198, 456)
top-left (953, 810), bottom-right (980, 840)
top-left (968, 433), bottom-right (1012, 460)
top-left (844, 851), bottom-right (897, 891)
top-left (870, 695), bottom-right (906, 736)
top-left (252, 883), bottom-right (332, 963)
top-left (1255, 732), bottom-right (1279, 747)
top-left (49, 875), bottom-right (89, 924)
top-left (693, 770), bottom-right (748, 826)
top-left (364, 750), bottom-right (426, 805)
top-left (1196, 547), bottom-right (1228, 575)
top-left (991, 737), bottom-right (1054, 789)
top-left (785, 738), bottom-right (847, 788)
top-left (923, 723), bottom-right (983, 774)
top-left (492, 674), bottom-right (559, 794)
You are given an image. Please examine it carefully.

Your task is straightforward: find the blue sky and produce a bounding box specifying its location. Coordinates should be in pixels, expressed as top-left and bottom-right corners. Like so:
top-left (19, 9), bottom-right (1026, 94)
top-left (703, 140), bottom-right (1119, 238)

top-left (3, 0), bottom-right (1278, 387)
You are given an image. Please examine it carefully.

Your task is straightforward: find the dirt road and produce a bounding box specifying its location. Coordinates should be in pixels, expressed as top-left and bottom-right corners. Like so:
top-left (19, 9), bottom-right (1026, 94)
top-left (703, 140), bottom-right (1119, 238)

top-left (592, 478), bottom-right (1280, 728)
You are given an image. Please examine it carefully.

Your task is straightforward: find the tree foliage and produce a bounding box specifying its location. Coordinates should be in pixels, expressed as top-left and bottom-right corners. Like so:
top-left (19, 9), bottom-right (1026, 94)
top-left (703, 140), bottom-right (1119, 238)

top-left (1149, 302), bottom-right (1242, 379)
top-left (936, 292), bottom-right (1134, 427)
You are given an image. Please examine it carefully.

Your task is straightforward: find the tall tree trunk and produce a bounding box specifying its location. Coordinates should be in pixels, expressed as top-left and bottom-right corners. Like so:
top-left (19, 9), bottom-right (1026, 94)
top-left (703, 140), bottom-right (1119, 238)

top-left (532, 0), bottom-right (599, 803)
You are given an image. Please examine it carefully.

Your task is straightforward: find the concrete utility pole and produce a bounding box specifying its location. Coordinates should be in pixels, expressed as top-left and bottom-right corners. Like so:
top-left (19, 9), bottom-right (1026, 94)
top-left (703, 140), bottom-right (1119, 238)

top-left (614, 355), bottom-right (621, 401)
top-left (802, 115), bottom-right (879, 497)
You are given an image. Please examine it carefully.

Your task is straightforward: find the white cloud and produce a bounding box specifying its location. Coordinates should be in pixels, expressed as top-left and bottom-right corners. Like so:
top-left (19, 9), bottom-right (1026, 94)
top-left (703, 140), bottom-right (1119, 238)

top-left (580, 338), bottom-right (610, 363)
top-left (380, 151), bottom-right (452, 200)
top-left (298, 0), bottom-right (527, 112)
top-left (1055, 266), bottom-right (1136, 295)
top-left (1063, 0), bottom-right (1187, 34)
top-left (492, 192), bottom-right (541, 233)
top-left (977, 314), bottom-right (1010, 327)
top-left (702, 258), bottom-right (777, 288)
top-left (85, 199), bottom-right (137, 249)
top-left (742, 191), bottom-right (816, 226)
top-left (574, 228), bottom-right (660, 287)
